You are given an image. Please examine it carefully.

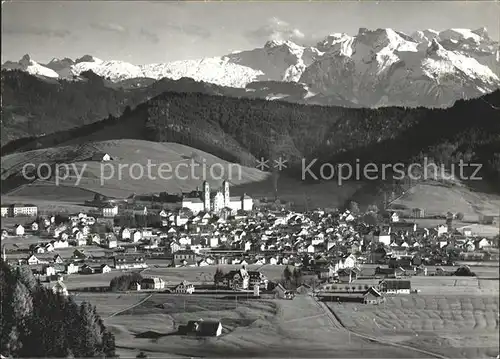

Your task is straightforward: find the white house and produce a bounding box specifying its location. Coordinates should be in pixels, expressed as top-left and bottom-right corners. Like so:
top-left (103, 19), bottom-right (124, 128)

top-left (268, 256), bottom-right (278, 265)
top-left (342, 254), bottom-right (357, 269)
top-left (105, 234), bottom-right (118, 249)
top-left (390, 212), bottom-right (400, 223)
top-left (475, 238), bottom-right (491, 250)
top-left (243, 240), bottom-right (252, 252)
top-left (374, 232), bottom-right (391, 246)
top-left (12, 204), bottom-right (38, 217)
top-left (15, 224), bottom-right (25, 236)
top-left (120, 227), bottom-right (131, 240)
top-left (1, 205), bottom-right (9, 217)
top-left (169, 241), bottom-right (181, 254)
top-left (91, 152), bottom-right (111, 162)
top-left (53, 240), bottom-right (69, 249)
top-left (65, 263), bottom-right (79, 275)
top-left (209, 237), bottom-right (219, 248)
top-left (102, 205), bottom-right (118, 217)
top-left (436, 224), bottom-right (448, 237)
top-left (33, 246), bottom-right (45, 254)
top-left (44, 265), bottom-right (56, 276)
top-left (27, 254), bottom-right (40, 265)
top-left (80, 226), bottom-right (90, 237)
top-left (100, 264), bottom-right (112, 274)
top-left (142, 228), bottom-right (153, 238)
top-left (174, 280), bottom-right (195, 294)
top-left (131, 231), bottom-right (142, 243)
top-left (181, 198), bottom-right (204, 215)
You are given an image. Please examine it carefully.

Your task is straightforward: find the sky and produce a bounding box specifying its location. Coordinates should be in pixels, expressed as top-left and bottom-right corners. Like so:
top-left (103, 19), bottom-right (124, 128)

top-left (2, 0), bottom-right (499, 64)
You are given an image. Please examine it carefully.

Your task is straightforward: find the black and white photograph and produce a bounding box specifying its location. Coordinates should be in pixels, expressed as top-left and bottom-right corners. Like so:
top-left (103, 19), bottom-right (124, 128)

top-left (1, 0), bottom-right (499, 358)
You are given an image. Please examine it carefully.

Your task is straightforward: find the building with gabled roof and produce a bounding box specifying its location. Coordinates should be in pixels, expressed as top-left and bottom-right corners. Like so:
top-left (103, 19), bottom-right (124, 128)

top-left (181, 319), bottom-right (223, 337)
top-left (363, 287), bottom-right (385, 304)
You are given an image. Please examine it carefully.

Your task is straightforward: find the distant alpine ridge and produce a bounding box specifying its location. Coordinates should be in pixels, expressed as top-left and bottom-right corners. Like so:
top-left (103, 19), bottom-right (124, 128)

top-left (3, 27), bottom-right (499, 108)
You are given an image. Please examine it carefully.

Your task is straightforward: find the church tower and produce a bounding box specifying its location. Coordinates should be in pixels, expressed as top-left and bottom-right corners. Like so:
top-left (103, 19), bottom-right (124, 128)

top-left (203, 181), bottom-right (210, 212)
top-left (223, 180), bottom-right (230, 208)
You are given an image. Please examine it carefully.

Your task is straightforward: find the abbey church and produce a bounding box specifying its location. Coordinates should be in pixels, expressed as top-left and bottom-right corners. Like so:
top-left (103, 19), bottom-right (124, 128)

top-left (181, 181), bottom-right (253, 215)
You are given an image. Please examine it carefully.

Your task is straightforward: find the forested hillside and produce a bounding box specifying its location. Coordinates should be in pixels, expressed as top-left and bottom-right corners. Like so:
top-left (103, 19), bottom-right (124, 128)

top-left (3, 83), bottom-right (499, 182)
top-left (0, 70), bottom-right (241, 145)
top-left (0, 259), bottom-right (116, 357)
top-left (143, 90), bottom-right (500, 180)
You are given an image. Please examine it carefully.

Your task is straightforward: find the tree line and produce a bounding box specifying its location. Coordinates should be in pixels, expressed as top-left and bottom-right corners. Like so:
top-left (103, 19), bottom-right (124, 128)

top-left (0, 259), bottom-right (116, 357)
top-left (109, 273), bottom-right (144, 292)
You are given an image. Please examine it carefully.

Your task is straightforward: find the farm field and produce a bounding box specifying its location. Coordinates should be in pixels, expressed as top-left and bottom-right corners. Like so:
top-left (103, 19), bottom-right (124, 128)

top-left (409, 276), bottom-right (499, 295)
top-left (101, 293), bottom-right (423, 358)
top-left (390, 182), bottom-right (500, 223)
top-left (72, 292), bottom-right (150, 317)
top-left (62, 271), bottom-right (128, 290)
top-left (330, 294), bottom-right (499, 359)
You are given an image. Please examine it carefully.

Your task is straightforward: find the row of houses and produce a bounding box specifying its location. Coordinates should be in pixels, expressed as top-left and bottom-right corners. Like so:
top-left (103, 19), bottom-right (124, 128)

top-left (1, 204), bottom-right (38, 217)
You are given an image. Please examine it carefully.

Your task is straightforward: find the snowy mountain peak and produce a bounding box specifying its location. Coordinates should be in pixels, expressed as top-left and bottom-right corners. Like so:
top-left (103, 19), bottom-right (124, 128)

top-left (75, 55), bottom-right (101, 64)
top-left (2, 54), bottom-right (59, 78)
top-left (264, 39), bottom-right (286, 48)
top-left (264, 39), bottom-right (304, 52)
top-left (410, 29), bottom-right (439, 43)
top-left (316, 33), bottom-right (353, 53)
top-left (472, 27), bottom-right (489, 39)
top-left (356, 27), bottom-right (415, 50)
top-left (300, 27), bottom-right (499, 108)
top-left (426, 38), bottom-right (445, 54)
top-left (48, 57), bottom-right (74, 64)
top-left (20, 54), bottom-right (32, 64)
top-left (2, 27), bottom-right (499, 108)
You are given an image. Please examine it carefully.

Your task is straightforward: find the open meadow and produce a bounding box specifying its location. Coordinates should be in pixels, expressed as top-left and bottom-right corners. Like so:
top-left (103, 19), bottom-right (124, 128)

top-left (330, 294), bottom-right (499, 359)
top-left (391, 182), bottom-right (500, 223)
top-left (65, 263), bottom-right (499, 358)
top-left (98, 293), bottom-right (424, 358)
top-left (72, 292), bottom-right (151, 317)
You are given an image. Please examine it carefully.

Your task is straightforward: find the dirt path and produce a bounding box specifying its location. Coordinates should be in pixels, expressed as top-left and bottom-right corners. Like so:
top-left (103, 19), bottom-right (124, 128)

top-left (106, 293), bottom-right (153, 319)
top-left (316, 298), bottom-right (450, 359)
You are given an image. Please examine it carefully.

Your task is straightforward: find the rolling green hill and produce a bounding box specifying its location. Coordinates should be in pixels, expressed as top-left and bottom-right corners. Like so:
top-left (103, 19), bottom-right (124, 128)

top-left (1, 140), bottom-right (270, 199)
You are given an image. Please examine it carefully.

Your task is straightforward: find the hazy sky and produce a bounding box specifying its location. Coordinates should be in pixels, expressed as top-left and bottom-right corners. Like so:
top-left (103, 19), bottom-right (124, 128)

top-left (2, 1), bottom-right (499, 64)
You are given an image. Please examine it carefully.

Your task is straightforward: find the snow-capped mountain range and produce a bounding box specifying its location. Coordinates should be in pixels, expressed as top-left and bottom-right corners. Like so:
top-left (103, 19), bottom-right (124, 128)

top-left (3, 27), bottom-right (499, 108)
